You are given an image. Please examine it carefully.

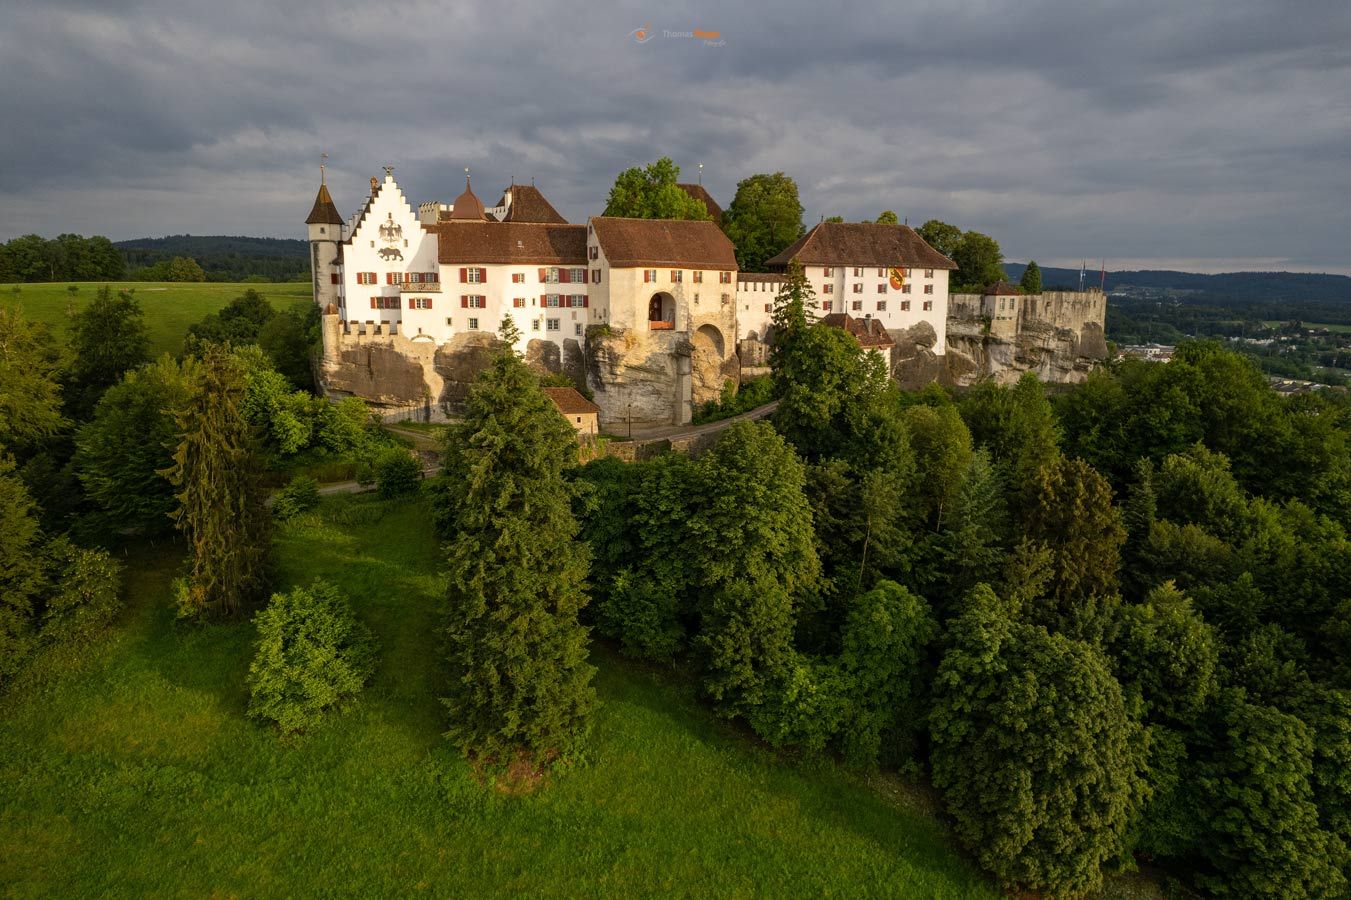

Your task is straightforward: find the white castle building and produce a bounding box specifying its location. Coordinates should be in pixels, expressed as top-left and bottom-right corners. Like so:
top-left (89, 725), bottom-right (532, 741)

top-left (306, 167), bottom-right (974, 426)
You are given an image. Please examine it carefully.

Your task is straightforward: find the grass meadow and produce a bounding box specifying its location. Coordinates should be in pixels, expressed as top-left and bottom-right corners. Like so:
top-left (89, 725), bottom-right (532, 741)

top-left (0, 495), bottom-right (995, 898)
top-left (1, 281), bottom-right (312, 356)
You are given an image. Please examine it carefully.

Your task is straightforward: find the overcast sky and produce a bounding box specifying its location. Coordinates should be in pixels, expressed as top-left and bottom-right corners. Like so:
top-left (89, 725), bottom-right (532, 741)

top-left (2, 0), bottom-right (1349, 273)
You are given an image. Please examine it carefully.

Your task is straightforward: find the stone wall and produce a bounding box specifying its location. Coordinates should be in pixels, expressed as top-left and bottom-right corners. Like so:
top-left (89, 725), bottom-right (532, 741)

top-left (893, 289), bottom-right (1107, 387)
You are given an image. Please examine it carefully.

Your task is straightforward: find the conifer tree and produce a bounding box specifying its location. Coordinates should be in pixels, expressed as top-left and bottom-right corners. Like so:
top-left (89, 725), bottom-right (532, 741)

top-left (0, 457), bottom-right (45, 685)
top-left (163, 345), bottom-right (269, 619)
top-left (438, 349), bottom-right (596, 769)
top-left (65, 286), bottom-right (150, 418)
top-left (767, 259), bottom-right (816, 378)
top-left (1019, 260), bottom-right (1042, 294)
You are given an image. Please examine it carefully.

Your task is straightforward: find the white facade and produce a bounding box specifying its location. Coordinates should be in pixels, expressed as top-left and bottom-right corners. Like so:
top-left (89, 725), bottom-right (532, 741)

top-left (339, 174), bottom-right (440, 334)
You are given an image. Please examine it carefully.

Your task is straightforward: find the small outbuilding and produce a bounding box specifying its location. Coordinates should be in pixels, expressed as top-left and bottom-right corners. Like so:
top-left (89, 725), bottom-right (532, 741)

top-left (543, 387), bottom-right (601, 437)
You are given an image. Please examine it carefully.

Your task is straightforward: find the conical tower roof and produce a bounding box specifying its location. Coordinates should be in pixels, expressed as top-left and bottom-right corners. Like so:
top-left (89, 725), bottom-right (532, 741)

top-left (449, 174), bottom-right (486, 221)
top-left (306, 182), bottom-right (344, 225)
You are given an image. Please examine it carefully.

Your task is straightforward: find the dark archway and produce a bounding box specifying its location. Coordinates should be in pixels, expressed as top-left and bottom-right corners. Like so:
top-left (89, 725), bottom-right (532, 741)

top-left (648, 292), bottom-right (675, 330)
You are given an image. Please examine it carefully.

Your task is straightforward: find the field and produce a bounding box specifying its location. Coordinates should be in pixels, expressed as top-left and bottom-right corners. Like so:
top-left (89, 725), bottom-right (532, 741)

top-left (0, 281), bottom-right (312, 356)
top-left (1262, 320), bottom-right (1351, 333)
top-left (0, 495), bottom-right (995, 898)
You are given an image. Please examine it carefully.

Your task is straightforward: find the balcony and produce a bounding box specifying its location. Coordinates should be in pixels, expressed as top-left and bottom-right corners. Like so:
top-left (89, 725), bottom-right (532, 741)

top-left (398, 281), bottom-right (441, 292)
top-left (649, 320), bottom-right (675, 331)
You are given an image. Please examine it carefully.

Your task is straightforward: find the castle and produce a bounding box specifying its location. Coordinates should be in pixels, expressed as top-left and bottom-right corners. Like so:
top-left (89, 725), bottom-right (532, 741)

top-left (306, 167), bottom-right (1107, 426)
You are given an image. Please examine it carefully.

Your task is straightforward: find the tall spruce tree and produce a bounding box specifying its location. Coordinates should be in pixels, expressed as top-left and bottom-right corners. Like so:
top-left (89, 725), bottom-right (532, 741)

top-left (163, 346), bottom-right (269, 619)
top-left (438, 349), bottom-right (596, 769)
top-left (1019, 260), bottom-right (1043, 294)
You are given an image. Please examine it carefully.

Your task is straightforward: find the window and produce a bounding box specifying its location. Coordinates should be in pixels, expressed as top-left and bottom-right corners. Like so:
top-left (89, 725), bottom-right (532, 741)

top-left (569, 295), bottom-right (586, 308)
top-left (824, 267), bottom-right (834, 277)
top-left (902, 284), bottom-right (912, 294)
top-left (531, 318), bottom-right (540, 332)
top-left (571, 267), bottom-right (586, 283)
top-left (460, 295), bottom-right (486, 308)
top-left (329, 274), bottom-right (339, 285)
top-left (853, 267), bottom-right (862, 276)
top-left (592, 269), bottom-right (601, 283)
top-left (852, 300), bottom-right (863, 311)
top-left (408, 297), bottom-right (432, 310)
top-left (513, 297), bottom-right (526, 308)
top-left (642, 269), bottom-right (657, 283)
top-left (924, 284), bottom-right (934, 295)
top-left (764, 303), bottom-right (772, 313)
top-left (546, 294), bottom-right (561, 308)
top-left (589, 245), bottom-right (598, 260)
top-left (923, 300), bottom-right (933, 311)
top-left (357, 272), bottom-right (377, 285)
top-left (693, 270), bottom-right (703, 284)
top-left (547, 318), bottom-right (560, 332)
top-left (925, 268), bottom-right (934, 278)
top-left (386, 272), bottom-right (399, 285)
top-left (719, 271), bottom-right (731, 284)
top-left (671, 270), bottom-right (682, 283)
top-left (901, 300), bottom-right (911, 311)
top-left (877, 267), bottom-right (886, 277)
top-left (877, 283), bottom-right (887, 293)
top-left (512, 272), bottom-right (525, 283)
top-left (904, 268), bottom-right (912, 277)
top-left (446, 317), bottom-right (453, 326)
top-left (468, 318), bottom-right (479, 330)
top-left (823, 284), bottom-right (834, 294)
top-left (458, 267), bottom-right (485, 284)
top-left (877, 301), bottom-right (887, 311)
top-left (369, 296), bottom-right (399, 309)
top-left (575, 323), bottom-right (583, 336)
top-left (852, 283), bottom-right (862, 293)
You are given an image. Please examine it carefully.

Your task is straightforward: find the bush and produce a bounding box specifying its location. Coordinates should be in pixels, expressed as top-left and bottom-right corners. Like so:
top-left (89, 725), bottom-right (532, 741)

top-left (246, 580), bottom-right (377, 734)
top-left (692, 375), bottom-right (773, 425)
top-left (40, 537), bottom-right (123, 646)
top-left (273, 475), bottom-right (320, 521)
top-left (376, 449), bottom-right (421, 499)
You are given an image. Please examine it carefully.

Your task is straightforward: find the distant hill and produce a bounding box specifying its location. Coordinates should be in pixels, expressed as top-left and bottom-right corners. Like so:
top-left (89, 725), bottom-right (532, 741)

top-left (1004, 263), bottom-right (1351, 324)
top-left (116, 235), bottom-right (310, 282)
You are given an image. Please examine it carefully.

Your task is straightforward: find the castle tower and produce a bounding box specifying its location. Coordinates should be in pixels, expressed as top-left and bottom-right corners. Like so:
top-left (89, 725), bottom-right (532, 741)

top-left (305, 161), bottom-right (345, 311)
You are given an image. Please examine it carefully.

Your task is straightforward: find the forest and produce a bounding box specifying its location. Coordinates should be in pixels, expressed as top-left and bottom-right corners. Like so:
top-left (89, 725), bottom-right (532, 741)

top-left (2, 268), bottom-right (1349, 898)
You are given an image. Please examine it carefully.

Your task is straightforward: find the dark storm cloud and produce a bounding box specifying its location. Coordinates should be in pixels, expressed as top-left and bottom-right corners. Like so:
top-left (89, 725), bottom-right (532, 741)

top-left (1, 0), bottom-right (1349, 272)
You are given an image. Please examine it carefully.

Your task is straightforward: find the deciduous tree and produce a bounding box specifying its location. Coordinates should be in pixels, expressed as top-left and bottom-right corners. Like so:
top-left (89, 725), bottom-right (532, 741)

top-left (722, 173), bottom-right (805, 272)
top-left (602, 157), bottom-right (709, 220)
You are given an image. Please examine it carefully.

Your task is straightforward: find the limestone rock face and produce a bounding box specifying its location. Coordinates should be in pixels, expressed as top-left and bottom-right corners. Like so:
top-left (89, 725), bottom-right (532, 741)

top-left (325, 343), bottom-right (435, 405)
top-left (586, 328), bottom-right (690, 428)
top-left (894, 293), bottom-right (1107, 387)
top-left (432, 332), bottom-right (501, 408)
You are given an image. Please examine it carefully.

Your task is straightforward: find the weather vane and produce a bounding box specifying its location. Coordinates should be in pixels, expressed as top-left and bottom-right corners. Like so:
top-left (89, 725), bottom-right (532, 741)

top-left (698, 162), bottom-right (704, 185)
top-left (320, 152), bottom-right (328, 184)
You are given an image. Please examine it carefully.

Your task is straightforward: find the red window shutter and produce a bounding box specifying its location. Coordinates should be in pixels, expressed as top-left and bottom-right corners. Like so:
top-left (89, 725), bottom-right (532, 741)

top-left (538, 268), bottom-right (547, 283)
top-left (540, 294), bottom-right (547, 307)
top-left (643, 270), bottom-right (650, 283)
top-left (408, 298), bottom-right (414, 309)
top-left (559, 269), bottom-right (570, 284)
top-left (460, 296), bottom-right (468, 308)
top-left (458, 268), bottom-right (467, 283)
top-left (478, 268), bottom-right (486, 283)
top-left (370, 297), bottom-right (377, 309)
top-left (582, 296), bottom-right (589, 308)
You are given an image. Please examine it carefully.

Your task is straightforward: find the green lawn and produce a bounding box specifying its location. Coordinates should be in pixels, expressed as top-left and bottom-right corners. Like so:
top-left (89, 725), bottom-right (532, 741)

top-left (0, 281), bottom-right (312, 356)
top-left (0, 495), bottom-right (994, 898)
top-left (1262, 320), bottom-right (1351, 333)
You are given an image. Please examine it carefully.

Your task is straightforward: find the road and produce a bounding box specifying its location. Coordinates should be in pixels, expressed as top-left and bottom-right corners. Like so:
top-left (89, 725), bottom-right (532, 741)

top-left (621, 400), bottom-right (780, 442)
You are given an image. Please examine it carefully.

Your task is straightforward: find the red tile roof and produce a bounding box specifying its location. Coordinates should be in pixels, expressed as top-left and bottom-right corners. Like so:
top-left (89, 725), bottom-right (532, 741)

top-left (428, 222), bottom-right (587, 265)
top-left (677, 183), bottom-right (723, 223)
top-left (765, 222), bottom-right (956, 270)
top-left (497, 185), bottom-right (568, 224)
top-left (985, 281), bottom-right (1021, 296)
top-left (305, 183), bottom-right (344, 226)
top-left (590, 217), bottom-right (737, 270)
top-left (449, 178), bottom-right (486, 221)
top-left (543, 387), bottom-right (601, 416)
top-left (821, 312), bottom-right (896, 349)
